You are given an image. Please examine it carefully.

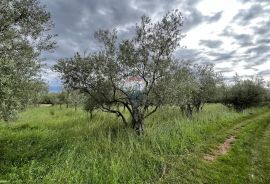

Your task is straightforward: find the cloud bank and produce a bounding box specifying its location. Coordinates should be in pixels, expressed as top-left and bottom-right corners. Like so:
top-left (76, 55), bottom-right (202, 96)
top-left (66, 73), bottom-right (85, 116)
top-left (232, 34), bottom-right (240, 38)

top-left (41, 0), bottom-right (270, 91)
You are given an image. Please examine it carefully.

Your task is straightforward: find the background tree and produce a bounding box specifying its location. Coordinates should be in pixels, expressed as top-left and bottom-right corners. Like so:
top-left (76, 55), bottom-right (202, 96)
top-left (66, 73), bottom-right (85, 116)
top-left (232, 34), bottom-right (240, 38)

top-left (39, 93), bottom-right (58, 106)
top-left (190, 64), bottom-right (222, 112)
top-left (57, 91), bottom-right (67, 109)
top-left (84, 96), bottom-right (99, 119)
top-left (166, 62), bottom-right (221, 117)
top-left (165, 62), bottom-right (197, 117)
top-left (28, 80), bottom-right (49, 106)
top-left (54, 10), bottom-right (184, 133)
top-left (266, 81), bottom-right (270, 103)
top-left (68, 90), bottom-right (86, 110)
top-left (221, 75), bottom-right (267, 111)
top-left (0, 0), bottom-right (55, 121)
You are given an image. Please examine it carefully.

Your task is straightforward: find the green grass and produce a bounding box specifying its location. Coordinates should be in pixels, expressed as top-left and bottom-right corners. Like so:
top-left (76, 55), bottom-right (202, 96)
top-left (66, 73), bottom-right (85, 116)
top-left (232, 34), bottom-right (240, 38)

top-left (0, 104), bottom-right (270, 183)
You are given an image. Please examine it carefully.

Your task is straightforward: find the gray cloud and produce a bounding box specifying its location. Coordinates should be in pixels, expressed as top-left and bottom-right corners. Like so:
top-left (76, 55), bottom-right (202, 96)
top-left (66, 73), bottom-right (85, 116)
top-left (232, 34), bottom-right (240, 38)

top-left (246, 45), bottom-right (270, 56)
top-left (232, 34), bottom-right (253, 46)
top-left (256, 38), bottom-right (270, 45)
top-left (199, 40), bottom-right (223, 48)
top-left (215, 67), bottom-right (233, 73)
top-left (174, 48), bottom-right (201, 62)
top-left (253, 18), bottom-right (270, 36)
top-left (244, 53), bottom-right (270, 69)
top-left (208, 51), bottom-right (236, 62)
top-left (43, 0), bottom-right (206, 60)
top-left (221, 27), bottom-right (254, 47)
top-left (206, 11), bottom-right (223, 23)
top-left (183, 9), bottom-right (204, 31)
top-left (183, 10), bottom-right (223, 31)
top-left (219, 1), bottom-right (270, 71)
top-left (41, 0), bottom-right (206, 90)
top-left (238, 0), bottom-right (270, 4)
top-left (232, 4), bottom-right (264, 25)
top-left (40, 0), bottom-right (270, 90)
top-left (258, 69), bottom-right (270, 76)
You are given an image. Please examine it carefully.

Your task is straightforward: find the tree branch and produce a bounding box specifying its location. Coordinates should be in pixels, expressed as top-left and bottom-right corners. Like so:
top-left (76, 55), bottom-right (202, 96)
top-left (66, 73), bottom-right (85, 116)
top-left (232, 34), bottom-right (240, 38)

top-left (100, 104), bottom-right (128, 126)
top-left (144, 105), bottom-right (159, 119)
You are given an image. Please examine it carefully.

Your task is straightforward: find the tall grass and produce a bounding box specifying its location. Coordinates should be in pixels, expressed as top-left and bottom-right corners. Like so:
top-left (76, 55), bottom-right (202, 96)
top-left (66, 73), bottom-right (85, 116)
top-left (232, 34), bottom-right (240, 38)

top-left (0, 104), bottom-right (267, 183)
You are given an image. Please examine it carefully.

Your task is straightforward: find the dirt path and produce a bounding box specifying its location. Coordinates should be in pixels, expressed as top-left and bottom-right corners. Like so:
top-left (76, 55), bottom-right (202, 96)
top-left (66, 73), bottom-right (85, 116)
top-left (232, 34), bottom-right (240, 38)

top-left (203, 119), bottom-right (250, 162)
top-left (158, 110), bottom-right (270, 183)
top-left (203, 135), bottom-right (236, 161)
top-left (203, 110), bottom-right (269, 162)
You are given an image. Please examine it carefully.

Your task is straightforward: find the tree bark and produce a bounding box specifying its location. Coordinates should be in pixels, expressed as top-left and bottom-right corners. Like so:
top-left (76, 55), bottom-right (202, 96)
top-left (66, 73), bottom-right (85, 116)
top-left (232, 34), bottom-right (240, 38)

top-left (186, 104), bottom-right (193, 118)
top-left (90, 111), bottom-right (93, 119)
top-left (195, 104), bottom-right (200, 113)
top-left (131, 107), bottom-right (144, 134)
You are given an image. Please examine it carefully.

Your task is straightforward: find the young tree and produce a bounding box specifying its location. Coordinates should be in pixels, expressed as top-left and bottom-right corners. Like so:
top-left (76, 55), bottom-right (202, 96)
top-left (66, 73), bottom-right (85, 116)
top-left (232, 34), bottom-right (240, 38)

top-left (0, 0), bottom-right (55, 121)
top-left (54, 10), bottom-right (184, 133)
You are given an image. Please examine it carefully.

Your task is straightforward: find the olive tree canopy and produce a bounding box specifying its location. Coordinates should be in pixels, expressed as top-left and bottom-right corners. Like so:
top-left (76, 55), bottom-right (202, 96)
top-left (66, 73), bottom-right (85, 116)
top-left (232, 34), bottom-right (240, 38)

top-left (166, 62), bottom-right (221, 117)
top-left (0, 0), bottom-right (55, 121)
top-left (221, 75), bottom-right (267, 111)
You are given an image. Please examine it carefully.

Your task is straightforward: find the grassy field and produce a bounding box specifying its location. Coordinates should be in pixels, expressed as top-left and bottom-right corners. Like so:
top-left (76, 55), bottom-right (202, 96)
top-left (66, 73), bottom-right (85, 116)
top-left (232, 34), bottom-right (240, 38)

top-left (0, 104), bottom-right (270, 183)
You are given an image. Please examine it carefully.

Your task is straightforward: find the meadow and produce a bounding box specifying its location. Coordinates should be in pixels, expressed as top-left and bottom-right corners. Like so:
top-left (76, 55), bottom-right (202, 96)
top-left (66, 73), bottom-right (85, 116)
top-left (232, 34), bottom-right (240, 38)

top-left (1, 104), bottom-right (270, 183)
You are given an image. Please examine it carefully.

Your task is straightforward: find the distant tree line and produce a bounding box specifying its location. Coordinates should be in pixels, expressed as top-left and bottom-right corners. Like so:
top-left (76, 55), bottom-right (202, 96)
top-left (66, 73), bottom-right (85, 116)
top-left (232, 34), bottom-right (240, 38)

top-left (39, 90), bottom-right (86, 110)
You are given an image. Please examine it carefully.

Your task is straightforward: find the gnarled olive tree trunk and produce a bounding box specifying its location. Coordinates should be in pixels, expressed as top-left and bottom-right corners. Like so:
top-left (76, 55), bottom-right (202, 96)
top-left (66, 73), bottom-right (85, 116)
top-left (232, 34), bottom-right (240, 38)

top-left (131, 106), bottom-right (144, 134)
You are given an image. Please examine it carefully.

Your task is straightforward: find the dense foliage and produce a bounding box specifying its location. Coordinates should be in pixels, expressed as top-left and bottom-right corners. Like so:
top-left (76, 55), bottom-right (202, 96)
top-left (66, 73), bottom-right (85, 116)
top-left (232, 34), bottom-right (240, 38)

top-left (0, 0), bottom-right (55, 121)
top-left (166, 62), bottom-right (221, 117)
top-left (221, 76), bottom-right (267, 111)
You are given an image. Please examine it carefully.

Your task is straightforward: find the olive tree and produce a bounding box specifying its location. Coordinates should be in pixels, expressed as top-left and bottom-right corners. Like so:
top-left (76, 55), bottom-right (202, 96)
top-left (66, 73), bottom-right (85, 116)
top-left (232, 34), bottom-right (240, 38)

top-left (68, 90), bottom-right (86, 110)
top-left (0, 0), bottom-right (55, 121)
top-left (84, 96), bottom-right (99, 119)
top-left (266, 81), bottom-right (270, 103)
top-left (221, 75), bottom-right (267, 111)
top-left (28, 80), bottom-right (49, 106)
top-left (190, 64), bottom-right (221, 112)
top-left (165, 62), bottom-right (197, 117)
top-left (167, 62), bottom-right (221, 117)
top-left (54, 10), bottom-right (184, 133)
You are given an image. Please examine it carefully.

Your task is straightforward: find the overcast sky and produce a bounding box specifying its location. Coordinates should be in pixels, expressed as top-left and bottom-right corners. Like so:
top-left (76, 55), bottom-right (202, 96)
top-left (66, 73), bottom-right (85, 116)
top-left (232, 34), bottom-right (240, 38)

top-left (41, 0), bottom-right (270, 92)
